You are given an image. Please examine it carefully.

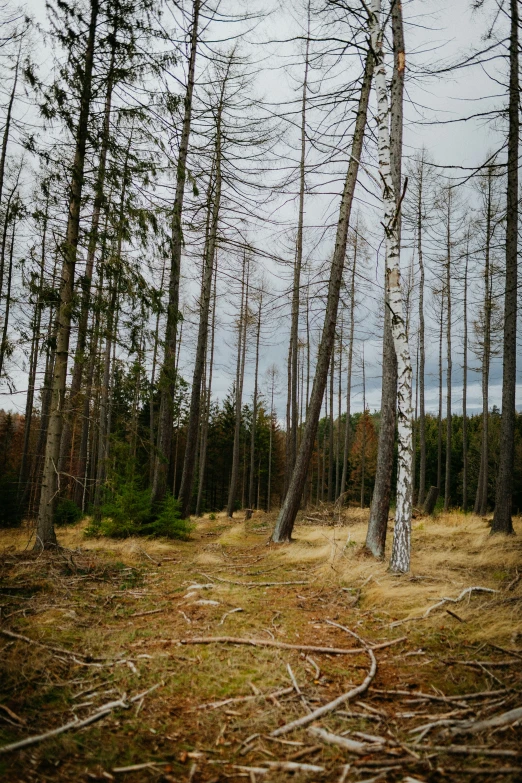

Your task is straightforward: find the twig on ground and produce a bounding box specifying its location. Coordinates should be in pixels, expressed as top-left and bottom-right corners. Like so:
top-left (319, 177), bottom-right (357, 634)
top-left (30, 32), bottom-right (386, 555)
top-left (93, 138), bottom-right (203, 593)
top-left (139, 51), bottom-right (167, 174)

top-left (451, 706), bottom-right (522, 735)
top-left (113, 762), bottom-right (163, 773)
top-left (307, 727), bottom-right (383, 755)
top-left (271, 624), bottom-right (377, 736)
top-left (178, 635), bottom-right (405, 656)
top-left (338, 764), bottom-right (351, 783)
top-left (0, 683), bottom-right (162, 754)
top-left (219, 607), bottom-right (243, 625)
top-left (195, 687), bottom-right (294, 710)
top-left (390, 586), bottom-right (498, 627)
top-left (197, 571), bottom-right (309, 588)
top-left (263, 761), bottom-right (325, 773)
top-left (409, 744), bottom-right (520, 758)
top-left (287, 663), bottom-right (311, 713)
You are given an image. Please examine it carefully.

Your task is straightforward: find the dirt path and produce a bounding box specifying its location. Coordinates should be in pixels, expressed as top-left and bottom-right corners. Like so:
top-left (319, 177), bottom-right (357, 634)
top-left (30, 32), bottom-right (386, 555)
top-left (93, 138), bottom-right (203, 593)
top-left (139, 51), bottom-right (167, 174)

top-left (0, 512), bottom-right (521, 781)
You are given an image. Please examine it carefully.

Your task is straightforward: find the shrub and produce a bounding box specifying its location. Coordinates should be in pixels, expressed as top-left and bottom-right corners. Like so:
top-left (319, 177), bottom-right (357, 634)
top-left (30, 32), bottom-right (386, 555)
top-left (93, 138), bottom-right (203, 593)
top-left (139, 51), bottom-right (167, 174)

top-left (85, 484), bottom-right (192, 540)
top-left (54, 499), bottom-right (83, 526)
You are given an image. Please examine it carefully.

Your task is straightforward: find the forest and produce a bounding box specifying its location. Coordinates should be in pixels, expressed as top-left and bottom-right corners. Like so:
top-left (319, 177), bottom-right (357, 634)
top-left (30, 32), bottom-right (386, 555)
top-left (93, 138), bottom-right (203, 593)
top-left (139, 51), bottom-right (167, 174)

top-left (0, 0), bottom-right (521, 781)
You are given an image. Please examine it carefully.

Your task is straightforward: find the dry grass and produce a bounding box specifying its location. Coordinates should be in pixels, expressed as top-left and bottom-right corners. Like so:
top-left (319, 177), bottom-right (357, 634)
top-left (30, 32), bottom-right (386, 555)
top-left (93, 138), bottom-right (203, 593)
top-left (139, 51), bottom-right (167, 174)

top-left (0, 509), bottom-right (521, 782)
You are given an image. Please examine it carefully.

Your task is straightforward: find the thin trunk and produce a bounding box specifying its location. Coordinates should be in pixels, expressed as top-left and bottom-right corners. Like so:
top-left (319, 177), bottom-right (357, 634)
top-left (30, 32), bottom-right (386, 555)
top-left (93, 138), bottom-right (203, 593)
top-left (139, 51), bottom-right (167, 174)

top-left (59, 20), bottom-right (117, 476)
top-left (0, 45), bottom-right (20, 207)
top-left (35, 0), bottom-right (99, 548)
top-left (19, 195), bottom-right (49, 507)
top-left (417, 161), bottom-right (426, 505)
top-left (227, 257), bottom-right (249, 517)
top-left (248, 294), bottom-right (262, 509)
top-left (0, 203), bottom-right (18, 377)
top-left (153, 0), bottom-right (200, 505)
top-left (340, 231), bottom-right (357, 501)
top-left (491, 0), bottom-right (518, 535)
top-left (365, 0), bottom-right (404, 558)
top-left (149, 262), bottom-right (166, 485)
top-left (289, 8), bottom-right (310, 476)
top-left (328, 346), bottom-right (334, 501)
top-left (195, 262), bottom-right (217, 517)
top-left (272, 50), bottom-right (373, 542)
top-left (437, 294), bottom-right (444, 494)
top-left (444, 194), bottom-right (452, 512)
top-left (360, 348), bottom-right (366, 508)
top-left (462, 234), bottom-right (469, 512)
top-left (335, 319), bottom-right (343, 499)
top-left (179, 89), bottom-right (223, 518)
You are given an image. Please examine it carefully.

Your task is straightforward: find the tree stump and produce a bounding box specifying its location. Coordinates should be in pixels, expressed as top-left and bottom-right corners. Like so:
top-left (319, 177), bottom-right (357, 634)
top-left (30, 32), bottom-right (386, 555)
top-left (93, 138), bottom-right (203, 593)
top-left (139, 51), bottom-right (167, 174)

top-left (245, 509), bottom-right (253, 520)
top-left (423, 486), bottom-right (438, 516)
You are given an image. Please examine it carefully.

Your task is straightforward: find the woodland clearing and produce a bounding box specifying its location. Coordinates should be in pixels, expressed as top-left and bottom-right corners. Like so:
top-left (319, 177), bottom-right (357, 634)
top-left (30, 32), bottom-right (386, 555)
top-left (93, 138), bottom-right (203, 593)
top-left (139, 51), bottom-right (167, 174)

top-left (0, 509), bottom-right (521, 783)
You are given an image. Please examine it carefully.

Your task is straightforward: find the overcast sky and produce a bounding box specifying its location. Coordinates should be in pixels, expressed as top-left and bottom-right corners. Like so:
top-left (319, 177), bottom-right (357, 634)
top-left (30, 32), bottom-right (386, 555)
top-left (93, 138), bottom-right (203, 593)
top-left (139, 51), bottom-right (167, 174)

top-left (2, 0), bottom-right (521, 420)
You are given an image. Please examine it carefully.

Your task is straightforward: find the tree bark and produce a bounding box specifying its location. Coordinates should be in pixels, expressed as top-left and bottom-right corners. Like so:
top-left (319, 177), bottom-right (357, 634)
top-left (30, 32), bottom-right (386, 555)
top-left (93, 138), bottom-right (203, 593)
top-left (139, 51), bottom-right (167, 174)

top-left (340, 232), bottom-right (356, 501)
top-left (152, 0), bottom-right (200, 506)
top-left (462, 233), bottom-right (469, 511)
top-left (271, 49), bottom-right (372, 542)
top-left (365, 0), bottom-right (403, 558)
top-left (417, 158), bottom-right (426, 506)
top-left (195, 263), bottom-right (217, 517)
top-left (369, 0), bottom-right (413, 574)
top-left (444, 191), bottom-right (452, 512)
top-left (178, 85), bottom-right (223, 519)
top-left (59, 17), bottom-right (117, 478)
top-left (227, 256), bottom-right (249, 517)
top-left (248, 294), bottom-right (262, 509)
top-left (35, 0), bottom-right (99, 549)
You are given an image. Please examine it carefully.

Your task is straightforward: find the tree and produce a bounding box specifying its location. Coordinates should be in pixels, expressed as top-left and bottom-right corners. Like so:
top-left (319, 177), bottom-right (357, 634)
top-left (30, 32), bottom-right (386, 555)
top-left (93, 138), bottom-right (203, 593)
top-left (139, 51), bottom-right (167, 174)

top-left (35, 0), bottom-right (99, 549)
top-left (272, 48), bottom-right (373, 543)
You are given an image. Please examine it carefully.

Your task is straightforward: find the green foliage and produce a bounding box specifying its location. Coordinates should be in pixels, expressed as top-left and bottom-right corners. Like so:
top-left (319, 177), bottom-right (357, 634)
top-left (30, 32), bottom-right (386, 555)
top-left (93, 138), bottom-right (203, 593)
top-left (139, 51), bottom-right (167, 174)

top-left (85, 483), bottom-right (192, 540)
top-left (54, 499), bottom-right (83, 526)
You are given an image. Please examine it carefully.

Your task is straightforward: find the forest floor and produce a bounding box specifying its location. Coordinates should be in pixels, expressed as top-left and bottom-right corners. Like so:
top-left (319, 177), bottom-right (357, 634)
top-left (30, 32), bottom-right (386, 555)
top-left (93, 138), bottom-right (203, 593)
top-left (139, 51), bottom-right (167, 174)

top-left (0, 509), bottom-right (522, 783)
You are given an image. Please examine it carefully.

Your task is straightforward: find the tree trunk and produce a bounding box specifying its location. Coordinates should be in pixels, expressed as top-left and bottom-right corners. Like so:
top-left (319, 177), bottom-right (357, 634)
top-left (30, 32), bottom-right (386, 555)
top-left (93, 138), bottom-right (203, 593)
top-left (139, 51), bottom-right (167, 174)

top-left (271, 50), bottom-right (373, 542)
top-left (59, 21), bottom-right (117, 478)
top-left (340, 234), bottom-right (356, 501)
top-left (462, 234), bottom-right (469, 511)
top-left (35, 0), bottom-right (99, 549)
top-left (491, 0), bottom-right (518, 535)
top-left (248, 295), bottom-right (262, 509)
top-left (153, 0), bottom-right (200, 506)
top-left (370, 0), bottom-right (413, 574)
top-left (227, 257), bottom-right (249, 517)
top-left (437, 293), bottom-right (444, 497)
top-left (0, 201), bottom-right (18, 378)
top-left (365, 0), bottom-right (404, 558)
top-left (444, 192), bottom-right (452, 512)
top-left (178, 89), bottom-right (223, 518)
top-left (328, 347), bottom-right (334, 501)
top-left (195, 264), bottom-right (217, 517)
top-left (417, 159), bottom-right (426, 506)
top-left (0, 45), bottom-right (20, 208)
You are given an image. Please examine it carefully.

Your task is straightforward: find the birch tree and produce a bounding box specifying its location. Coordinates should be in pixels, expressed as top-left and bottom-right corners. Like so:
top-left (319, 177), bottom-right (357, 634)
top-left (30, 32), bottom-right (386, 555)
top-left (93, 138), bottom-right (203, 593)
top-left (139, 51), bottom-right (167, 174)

top-left (369, 0), bottom-right (413, 574)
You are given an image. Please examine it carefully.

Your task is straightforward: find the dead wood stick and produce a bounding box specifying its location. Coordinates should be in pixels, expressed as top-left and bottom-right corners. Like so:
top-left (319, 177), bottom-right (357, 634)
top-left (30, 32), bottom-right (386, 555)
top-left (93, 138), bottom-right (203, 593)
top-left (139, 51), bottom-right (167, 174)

top-left (178, 635), bottom-right (405, 656)
top-left (390, 586), bottom-right (498, 626)
top-left (271, 626), bottom-right (377, 736)
top-left (410, 744), bottom-right (520, 758)
top-left (370, 687), bottom-right (511, 704)
top-left (197, 571), bottom-right (309, 588)
top-left (441, 767), bottom-right (522, 775)
top-left (451, 706), bottom-right (522, 735)
top-left (263, 761), bottom-right (325, 773)
top-left (0, 628), bottom-right (111, 662)
top-left (0, 684), bottom-right (162, 754)
top-left (307, 727), bottom-right (382, 755)
top-left (287, 663), bottom-right (311, 713)
top-left (489, 643), bottom-right (522, 661)
top-left (195, 687), bottom-right (294, 710)
top-left (129, 609), bottom-right (165, 618)
top-left (444, 659), bottom-right (517, 668)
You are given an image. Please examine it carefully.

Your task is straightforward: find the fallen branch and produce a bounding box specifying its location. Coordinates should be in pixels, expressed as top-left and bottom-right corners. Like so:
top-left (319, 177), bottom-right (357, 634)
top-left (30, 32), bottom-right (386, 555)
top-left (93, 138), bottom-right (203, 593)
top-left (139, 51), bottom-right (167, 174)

top-left (410, 744), bottom-right (520, 758)
top-left (451, 706), bottom-right (522, 736)
top-left (0, 683), bottom-right (162, 754)
top-left (441, 767), bottom-right (522, 776)
top-left (178, 635), bottom-right (405, 656)
top-left (264, 761), bottom-right (325, 773)
top-left (308, 727), bottom-right (383, 755)
top-left (194, 687), bottom-right (294, 710)
top-left (219, 607), bottom-right (244, 625)
top-left (197, 571), bottom-right (309, 588)
top-left (390, 587), bottom-right (498, 627)
top-left (271, 625), bottom-right (377, 736)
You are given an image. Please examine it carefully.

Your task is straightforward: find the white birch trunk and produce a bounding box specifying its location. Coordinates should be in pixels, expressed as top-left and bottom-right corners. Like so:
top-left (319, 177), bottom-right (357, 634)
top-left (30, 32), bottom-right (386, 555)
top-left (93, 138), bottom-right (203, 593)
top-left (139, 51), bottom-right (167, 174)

top-left (369, 0), bottom-right (413, 573)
